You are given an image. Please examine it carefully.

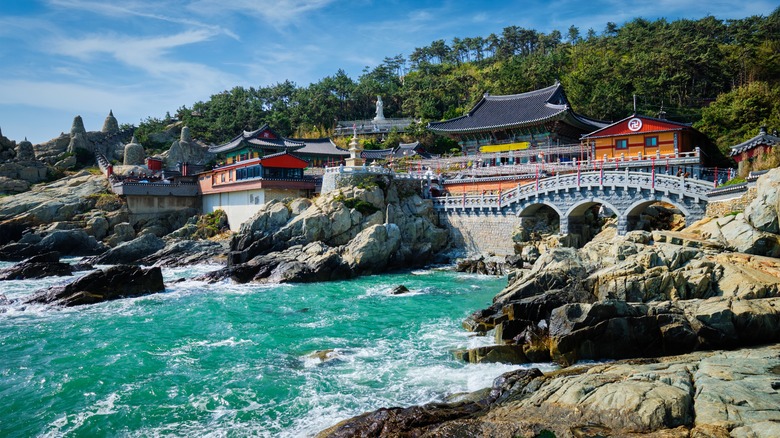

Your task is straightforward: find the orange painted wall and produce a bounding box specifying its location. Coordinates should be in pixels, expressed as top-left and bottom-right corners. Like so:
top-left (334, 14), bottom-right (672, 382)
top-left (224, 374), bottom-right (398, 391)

top-left (444, 179), bottom-right (535, 195)
top-left (592, 131), bottom-right (686, 159)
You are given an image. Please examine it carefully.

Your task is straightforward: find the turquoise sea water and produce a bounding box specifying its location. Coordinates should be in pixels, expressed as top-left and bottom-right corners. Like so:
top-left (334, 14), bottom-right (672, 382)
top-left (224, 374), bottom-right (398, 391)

top-left (0, 262), bottom-right (551, 437)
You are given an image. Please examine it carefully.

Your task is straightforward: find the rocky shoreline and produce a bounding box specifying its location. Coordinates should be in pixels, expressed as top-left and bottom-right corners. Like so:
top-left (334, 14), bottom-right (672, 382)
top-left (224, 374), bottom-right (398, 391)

top-left (3, 155), bottom-right (780, 435)
top-left (316, 169), bottom-right (780, 437)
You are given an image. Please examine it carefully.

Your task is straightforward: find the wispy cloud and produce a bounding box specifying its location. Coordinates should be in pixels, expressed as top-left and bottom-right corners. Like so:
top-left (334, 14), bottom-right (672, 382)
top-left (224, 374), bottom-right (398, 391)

top-left (187, 0), bottom-right (336, 23)
top-left (47, 0), bottom-right (240, 40)
top-left (47, 29), bottom-right (229, 80)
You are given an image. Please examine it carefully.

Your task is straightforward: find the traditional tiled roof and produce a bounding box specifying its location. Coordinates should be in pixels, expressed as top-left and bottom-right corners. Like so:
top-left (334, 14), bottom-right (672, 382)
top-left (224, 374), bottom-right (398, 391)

top-left (361, 148), bottom-right (394, 160)
top-left (360, 142), bottom-right (431, 160)
top-left (208, 125), bottom-right (305, 154)
top-left (729, 128), bottom-right (780, 156)
top-left (289, 138), bottom-right (350, 156)
top-left (428, 82), bottom-right (607, 134)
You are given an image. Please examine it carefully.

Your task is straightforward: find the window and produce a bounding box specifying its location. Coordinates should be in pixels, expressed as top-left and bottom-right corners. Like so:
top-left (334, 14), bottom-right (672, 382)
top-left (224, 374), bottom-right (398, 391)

top-left (616, 139), bottom-right (628, 149)
top-left (645, 136), bottom-right (658, 147)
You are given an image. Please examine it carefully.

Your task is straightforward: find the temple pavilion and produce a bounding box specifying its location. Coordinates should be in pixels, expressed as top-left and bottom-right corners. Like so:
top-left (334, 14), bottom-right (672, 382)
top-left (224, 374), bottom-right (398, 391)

top-left (208, 125), bottom-right (306, 165)
top-left (428, 82), bottom-right (607, 159)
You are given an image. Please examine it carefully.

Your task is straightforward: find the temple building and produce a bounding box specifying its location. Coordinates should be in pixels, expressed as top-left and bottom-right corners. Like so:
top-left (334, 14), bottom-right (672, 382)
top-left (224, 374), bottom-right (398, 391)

top-left (198, 151), bottom-right (314, 231)
top-left (729, 126), bottom-right (780, 174)
top-left (429, 82), bottom-right (607, 157)
top-left (580, 114), bottom-right (711, 161)
top-left (208, 125), bottom-right (307, 165)
top-left (200, 125), bottom-right (318, 230)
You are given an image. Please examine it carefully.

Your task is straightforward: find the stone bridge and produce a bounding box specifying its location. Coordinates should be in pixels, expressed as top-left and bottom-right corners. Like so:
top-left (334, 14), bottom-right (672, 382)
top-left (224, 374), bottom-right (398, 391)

top-left (432, 170), bottom-right (713, 255)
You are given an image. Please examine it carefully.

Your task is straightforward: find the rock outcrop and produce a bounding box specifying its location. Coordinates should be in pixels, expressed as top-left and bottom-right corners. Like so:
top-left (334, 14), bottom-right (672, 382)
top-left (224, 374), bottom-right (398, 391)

top-left (66, 115), bottom-right (91, 154)
top-left (0, 171), bottom-right (115, 250)
top-left (207, 178), bottom-right (449, 283)
top-left (24, 265), bottom-right (164, 307)
top-left (86, 233), bottom-right (165, 265)
top-left (166, 126), bottom-right (210, 167)
top-left (319, 344), bottom-right (780, 437)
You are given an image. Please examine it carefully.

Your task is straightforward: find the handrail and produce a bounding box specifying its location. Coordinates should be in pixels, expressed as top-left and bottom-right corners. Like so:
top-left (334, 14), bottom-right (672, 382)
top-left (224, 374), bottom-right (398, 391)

top-left (432, 170), bottom-right (713, 211)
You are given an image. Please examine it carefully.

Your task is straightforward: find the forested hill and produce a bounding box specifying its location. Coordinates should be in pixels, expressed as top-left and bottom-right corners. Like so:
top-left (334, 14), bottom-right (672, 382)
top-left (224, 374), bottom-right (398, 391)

top-left (136, 9), bottom-right (780, 155)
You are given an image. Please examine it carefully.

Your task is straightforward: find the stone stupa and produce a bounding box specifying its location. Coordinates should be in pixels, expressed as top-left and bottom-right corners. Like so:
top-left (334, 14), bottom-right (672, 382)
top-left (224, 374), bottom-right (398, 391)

top-left (102, 110), bottom-right (119, 134)
top-left (123, 135), bottom-right (145, 166)
top-left (15, 137), bottom-right (35, 161)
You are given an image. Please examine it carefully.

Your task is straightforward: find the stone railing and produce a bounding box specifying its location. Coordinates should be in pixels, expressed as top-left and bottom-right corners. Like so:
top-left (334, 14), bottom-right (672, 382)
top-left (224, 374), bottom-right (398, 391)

top-left (111, 181), bottom-right (199, 197)
top-left (324, 165), bottom-right (393, 175)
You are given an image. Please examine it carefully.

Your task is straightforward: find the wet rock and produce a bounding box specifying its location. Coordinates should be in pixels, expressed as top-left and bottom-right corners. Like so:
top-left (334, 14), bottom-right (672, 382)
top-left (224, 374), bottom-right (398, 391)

top-left (0, 252), bottom-right (73, 280)
top-left (24, 264), bottom-right (164, 307)
top-left (389, 285), bottom-right (409, 295)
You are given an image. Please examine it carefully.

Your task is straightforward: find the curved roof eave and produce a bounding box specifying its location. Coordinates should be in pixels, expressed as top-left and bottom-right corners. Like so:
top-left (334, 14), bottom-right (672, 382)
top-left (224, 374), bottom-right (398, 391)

top-left (429, 111), bottom-right (567, 134)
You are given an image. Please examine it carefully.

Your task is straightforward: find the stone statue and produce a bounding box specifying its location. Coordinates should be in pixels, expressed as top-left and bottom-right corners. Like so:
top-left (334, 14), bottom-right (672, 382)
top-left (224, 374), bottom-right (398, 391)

top-left (374, 96), bottom-right (385, 121)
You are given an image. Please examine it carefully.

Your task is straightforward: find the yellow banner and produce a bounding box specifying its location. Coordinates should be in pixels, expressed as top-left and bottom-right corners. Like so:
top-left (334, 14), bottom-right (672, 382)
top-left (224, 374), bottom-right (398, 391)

top-left (479, 142), bottom-right (530, 153)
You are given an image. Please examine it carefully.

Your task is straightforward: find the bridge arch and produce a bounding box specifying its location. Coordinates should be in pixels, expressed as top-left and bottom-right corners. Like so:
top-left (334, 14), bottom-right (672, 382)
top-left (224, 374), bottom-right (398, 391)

top-left (565, 198), bottom-right (621, 220)
top-left (624, 198), bottom-right (692, 233)
top-left (516, 201), bottom-right (564, 218)
top-left (562, 198), bottom-right (623, 244)
top-left (625, 197), bottom-right (693, 220)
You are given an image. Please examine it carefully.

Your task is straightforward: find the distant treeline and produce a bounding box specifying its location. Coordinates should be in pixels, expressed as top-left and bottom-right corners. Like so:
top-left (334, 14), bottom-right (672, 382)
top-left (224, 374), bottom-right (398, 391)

top-left (135, 8), bottom-right (780, 155)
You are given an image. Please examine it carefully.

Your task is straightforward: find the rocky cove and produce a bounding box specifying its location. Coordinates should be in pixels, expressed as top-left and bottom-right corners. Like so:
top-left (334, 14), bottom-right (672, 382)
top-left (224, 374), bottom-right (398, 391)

top-left (2, 163), bottom-right (780, 436)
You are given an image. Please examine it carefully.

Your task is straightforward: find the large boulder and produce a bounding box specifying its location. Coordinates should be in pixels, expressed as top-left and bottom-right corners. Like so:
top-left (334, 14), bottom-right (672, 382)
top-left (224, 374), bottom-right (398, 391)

top-left (547, 298), bottom-right (780, 365)
top-left (492, 248), bottom-right (588, 305)
top-left (37, 229), bottom-right (105, 255)
top-left (139, 238), bottom-right (228, 267)
top-left (24, 264), bottom-right (164, 306)
top-left (342, 224), bottom-right (401, 273)
top-left (744, 167), bottom-right (780, 233)
top-left (88, 233), bottom-right (165, 265)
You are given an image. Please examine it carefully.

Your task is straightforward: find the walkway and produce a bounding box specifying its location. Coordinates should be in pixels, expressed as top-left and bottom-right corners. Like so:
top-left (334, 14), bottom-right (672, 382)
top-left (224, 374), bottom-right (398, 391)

top-left (432, 169), bottom-right (713, 235)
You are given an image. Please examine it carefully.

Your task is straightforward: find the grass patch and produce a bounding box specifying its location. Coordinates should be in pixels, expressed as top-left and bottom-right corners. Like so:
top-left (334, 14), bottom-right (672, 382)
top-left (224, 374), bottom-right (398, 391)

top-left (193, 209), bottom-right (229, 239)
top-left (333, 194), bottom-right (380, 215)
top-left (720, 176), bottom-right (746, 187)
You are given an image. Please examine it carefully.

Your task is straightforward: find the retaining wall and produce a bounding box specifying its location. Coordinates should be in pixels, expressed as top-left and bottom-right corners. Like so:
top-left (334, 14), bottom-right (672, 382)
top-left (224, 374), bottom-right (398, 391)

top-left (437, 210), bottom-right (518, 256)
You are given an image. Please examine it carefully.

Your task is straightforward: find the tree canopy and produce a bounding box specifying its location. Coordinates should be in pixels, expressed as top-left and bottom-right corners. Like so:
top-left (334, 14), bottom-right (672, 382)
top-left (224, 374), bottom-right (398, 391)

top-left (136, 8), bottom-right (780, 156)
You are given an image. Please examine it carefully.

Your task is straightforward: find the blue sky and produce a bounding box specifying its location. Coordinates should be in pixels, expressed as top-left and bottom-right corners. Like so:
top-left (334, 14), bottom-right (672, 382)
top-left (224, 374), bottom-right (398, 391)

top-left (0, 0), bottom-right (776, 144)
